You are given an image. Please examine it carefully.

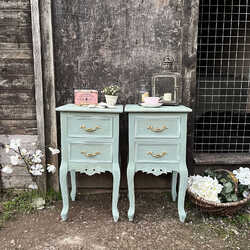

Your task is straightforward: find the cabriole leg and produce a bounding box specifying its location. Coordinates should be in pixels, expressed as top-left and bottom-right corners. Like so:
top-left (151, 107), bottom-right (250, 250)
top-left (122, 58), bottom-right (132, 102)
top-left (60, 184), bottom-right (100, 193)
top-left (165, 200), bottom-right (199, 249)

top-left (60, 162), bottom-right (69, 221)
top-left (127, 163), bottom-right (135, 221)
top-left (70, 171), bottom-right (76, 201)
top-left (171, 171), bottom-right (178, 202)
top-left (112, 165), bottom-right (120, 222)
top-left (177, 168), bottom-right (188, 222)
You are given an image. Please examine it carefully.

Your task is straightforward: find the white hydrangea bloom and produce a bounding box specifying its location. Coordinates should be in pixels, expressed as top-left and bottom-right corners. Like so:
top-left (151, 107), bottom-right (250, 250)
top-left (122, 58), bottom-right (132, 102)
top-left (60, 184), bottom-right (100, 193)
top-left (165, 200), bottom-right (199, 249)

top-left (47, 164), bottom-right (56, 174)
top-left (233, 167), bottom-right (250, 186)
top-left (9, 139), bottom-right (21, 151)
top-left (48, 147), bottom-right (60, 155)
top-left (1, 165), bottom-right (13, 174)
top-left (10, 154), bottom-right (19, 165)
top-left (29, 164), bottom-right (44, 176)
top-left (243, 190), bottom-right (250, 198)
top-left (188, 175), bottom-right (223, 203)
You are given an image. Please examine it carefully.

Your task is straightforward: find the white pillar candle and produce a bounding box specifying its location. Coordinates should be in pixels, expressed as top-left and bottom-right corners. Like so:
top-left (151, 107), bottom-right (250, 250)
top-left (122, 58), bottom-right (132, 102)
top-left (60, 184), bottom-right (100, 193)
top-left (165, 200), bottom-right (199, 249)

top-left (164, 93), bottom-right (172, 101)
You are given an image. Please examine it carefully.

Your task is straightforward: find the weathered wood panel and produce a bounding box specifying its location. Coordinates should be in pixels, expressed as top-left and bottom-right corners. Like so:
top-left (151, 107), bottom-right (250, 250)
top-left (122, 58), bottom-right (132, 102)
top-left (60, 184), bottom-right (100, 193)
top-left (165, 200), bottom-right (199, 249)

top-left (30, 0), bottom-right (46, 192)
top-left (0, 59), bottom-right (33, 75)
top-left (0, 120), bottom-right (37, 134)
top-left (0, 75), bottom-right (34, 89)
top-left (0, 49), bottom-right (32, 59)
top-left (0, 91), bottom-right (35, 105)
top-left (194, 153), bottom-right (250, 165)
top-left (0, 0), bottom-right (38, 190)
top-left (0, 0), bottom-right (30, 10)
top-left (0, 43), bottom-right (32, 50)
top-left (39, 0), bottom-right (59, 191)
top-left (75, 172), bottom-right (171, 190)
top-left (0, 105), bottom-right (36, 120)
top-left (1, 170), bottom-right (33, 189)
top-left (0, 26), bottom-right (32, 43)
top-left (0, 10), bottom-right (31, 26)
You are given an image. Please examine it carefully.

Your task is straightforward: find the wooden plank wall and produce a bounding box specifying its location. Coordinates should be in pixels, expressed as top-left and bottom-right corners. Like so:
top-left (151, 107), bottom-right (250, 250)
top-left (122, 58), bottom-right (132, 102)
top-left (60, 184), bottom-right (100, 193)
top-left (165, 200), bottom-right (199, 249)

top-left (0, 0), bottom-right (37, 189)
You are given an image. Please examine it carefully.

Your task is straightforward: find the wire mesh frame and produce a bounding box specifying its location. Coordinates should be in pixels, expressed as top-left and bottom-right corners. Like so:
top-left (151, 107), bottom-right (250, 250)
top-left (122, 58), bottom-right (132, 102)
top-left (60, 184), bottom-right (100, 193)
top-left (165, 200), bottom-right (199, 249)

top-left (194, 0), bottom-right (250, 153)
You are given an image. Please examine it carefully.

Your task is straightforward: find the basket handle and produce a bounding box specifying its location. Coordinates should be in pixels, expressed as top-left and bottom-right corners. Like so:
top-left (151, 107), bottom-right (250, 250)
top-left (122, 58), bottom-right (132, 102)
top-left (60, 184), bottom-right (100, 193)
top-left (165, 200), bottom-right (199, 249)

top-left (214, 169), bottom-right (238, 194)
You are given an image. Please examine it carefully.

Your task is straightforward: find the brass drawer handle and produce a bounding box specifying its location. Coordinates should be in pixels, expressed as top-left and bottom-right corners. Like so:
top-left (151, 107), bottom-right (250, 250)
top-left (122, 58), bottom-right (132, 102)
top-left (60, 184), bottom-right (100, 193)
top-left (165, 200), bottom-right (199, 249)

top-left (81, 151), bottom-right (100, 157)
top-left (80, 124), bottom-right (100, 132)
top-left (147, 125), bottom-right (167, 132)
top-left (147, 151), bottom-right (167, 158)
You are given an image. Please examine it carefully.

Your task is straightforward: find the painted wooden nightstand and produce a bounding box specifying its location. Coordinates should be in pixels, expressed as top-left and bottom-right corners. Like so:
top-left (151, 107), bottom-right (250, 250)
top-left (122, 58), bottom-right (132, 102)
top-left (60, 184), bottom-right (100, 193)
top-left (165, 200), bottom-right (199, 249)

top-left (56, 104), bottom-right (123, 222)
top-left (125, 104), bottom-right (192, 222)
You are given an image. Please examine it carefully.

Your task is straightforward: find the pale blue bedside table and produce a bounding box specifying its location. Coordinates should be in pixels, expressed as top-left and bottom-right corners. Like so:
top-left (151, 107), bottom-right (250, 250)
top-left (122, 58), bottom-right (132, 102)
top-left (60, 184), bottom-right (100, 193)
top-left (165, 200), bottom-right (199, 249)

top-left (125, 104), bottom-right (192, 222)
top-left (56, 104), bottom-right (123, 222)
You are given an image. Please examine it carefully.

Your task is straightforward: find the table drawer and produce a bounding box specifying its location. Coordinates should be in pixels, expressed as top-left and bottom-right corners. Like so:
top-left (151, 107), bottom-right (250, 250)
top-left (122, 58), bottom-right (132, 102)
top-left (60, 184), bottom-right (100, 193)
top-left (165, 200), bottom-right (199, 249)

top-left (135, 143), bottom-right (180, 163)
top-left (135, 115), bottom-right (180, 138)
top-left (67, 114), bottom-right (112, 138)
top-left (69, 142), bottom-right (112, 163)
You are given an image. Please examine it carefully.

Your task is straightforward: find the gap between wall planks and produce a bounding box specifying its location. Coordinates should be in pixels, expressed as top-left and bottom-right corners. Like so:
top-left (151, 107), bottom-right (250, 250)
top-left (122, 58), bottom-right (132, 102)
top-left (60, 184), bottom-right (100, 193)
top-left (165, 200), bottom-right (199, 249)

top-left (30, 0), bottom-right (46, 192)
top-left (39, 0), bottom-right (59, 191)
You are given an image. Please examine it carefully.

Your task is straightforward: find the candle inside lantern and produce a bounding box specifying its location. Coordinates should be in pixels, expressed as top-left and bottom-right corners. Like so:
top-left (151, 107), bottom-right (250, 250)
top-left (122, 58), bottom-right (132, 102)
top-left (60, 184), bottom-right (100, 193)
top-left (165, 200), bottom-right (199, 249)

top-left (163, 93), bottom-right (172, 102)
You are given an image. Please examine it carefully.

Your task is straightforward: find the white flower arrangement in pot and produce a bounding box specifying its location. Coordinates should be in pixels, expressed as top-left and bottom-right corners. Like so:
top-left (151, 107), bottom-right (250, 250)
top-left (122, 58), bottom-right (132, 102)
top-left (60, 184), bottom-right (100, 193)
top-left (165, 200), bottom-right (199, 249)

top-left (102, 84), bottom-right (120, 106)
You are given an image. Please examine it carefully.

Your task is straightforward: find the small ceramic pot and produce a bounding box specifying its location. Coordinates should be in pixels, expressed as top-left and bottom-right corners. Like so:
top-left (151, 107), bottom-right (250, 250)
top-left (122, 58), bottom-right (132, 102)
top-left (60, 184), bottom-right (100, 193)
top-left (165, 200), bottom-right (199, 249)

top-left (105, 95), bottom-right (118, 106)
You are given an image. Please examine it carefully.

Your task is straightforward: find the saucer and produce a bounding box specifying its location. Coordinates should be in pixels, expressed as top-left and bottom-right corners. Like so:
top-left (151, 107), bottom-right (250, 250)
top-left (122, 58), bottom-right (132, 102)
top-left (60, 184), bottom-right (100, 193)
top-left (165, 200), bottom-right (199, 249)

top-left (140, 102), bottom-right (163, 108)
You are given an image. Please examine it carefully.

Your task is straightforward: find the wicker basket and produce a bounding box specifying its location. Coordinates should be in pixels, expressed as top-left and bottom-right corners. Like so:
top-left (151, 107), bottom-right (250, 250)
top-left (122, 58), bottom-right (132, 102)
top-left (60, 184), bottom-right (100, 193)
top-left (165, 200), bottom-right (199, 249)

top-left (187, 169), bottom-right (250, 216)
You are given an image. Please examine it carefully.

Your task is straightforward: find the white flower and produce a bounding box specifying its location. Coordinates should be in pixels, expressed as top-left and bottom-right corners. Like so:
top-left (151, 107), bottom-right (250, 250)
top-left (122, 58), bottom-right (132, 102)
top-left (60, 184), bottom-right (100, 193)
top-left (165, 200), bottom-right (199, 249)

top-left (188, 175), bottom-right (223, 203)
top-left (32, 150), bottom-right (43, 163)
top-left (29, 164), bottom-right (44, 176)
top-left (5, 145), bottom-right (10, 153)
top-left (47, 164), bottom-right (56, 174)
top-left (233, 167), bottom-right (250, 186)
top-left (10, 155), bottom-right (19, 165)
top-left (243, 190), bottom-right (250, 198)
top-left (35, 149), bottom-right (43, 157)
top-left (1, 165), bottom-right (13, 174)
top-left (48, 147), bottom-right (60, 155)
top-left (28, 183), bottom-right (38, 190)
top-left (9, 139), bottom-right (21, 151)
top-left (21, 148), bottom-right (28, 156)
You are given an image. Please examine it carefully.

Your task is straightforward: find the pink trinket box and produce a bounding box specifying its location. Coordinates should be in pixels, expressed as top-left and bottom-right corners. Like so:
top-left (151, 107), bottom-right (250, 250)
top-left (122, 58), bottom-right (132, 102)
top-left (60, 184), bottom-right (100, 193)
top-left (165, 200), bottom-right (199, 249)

top-left (74, 89), bottom-right (98, 105)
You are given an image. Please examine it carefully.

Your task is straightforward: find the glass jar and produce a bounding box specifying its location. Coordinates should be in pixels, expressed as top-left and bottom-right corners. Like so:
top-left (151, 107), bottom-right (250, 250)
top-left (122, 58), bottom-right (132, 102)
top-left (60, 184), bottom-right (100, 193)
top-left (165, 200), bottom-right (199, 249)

top-left (138, 84), bottom-right (149, 103)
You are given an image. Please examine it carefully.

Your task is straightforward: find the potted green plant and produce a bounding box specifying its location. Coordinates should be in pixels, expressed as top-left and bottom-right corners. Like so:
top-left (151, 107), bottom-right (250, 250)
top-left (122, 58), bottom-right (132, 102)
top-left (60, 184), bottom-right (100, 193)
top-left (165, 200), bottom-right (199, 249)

top-left (102, 84), bottom-right (120, 106)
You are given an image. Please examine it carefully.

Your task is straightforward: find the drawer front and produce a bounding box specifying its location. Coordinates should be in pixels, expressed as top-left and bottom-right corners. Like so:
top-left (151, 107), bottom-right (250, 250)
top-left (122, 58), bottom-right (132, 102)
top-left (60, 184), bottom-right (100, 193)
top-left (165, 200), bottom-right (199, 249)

top-left (135, 143), bottom-right (179, 163)
top-left (67, 114), bottom-right (113, 138)
top-left (69, 142), bottom-right (112, 163)
top-left (135, 115), bottom-right (180, 138)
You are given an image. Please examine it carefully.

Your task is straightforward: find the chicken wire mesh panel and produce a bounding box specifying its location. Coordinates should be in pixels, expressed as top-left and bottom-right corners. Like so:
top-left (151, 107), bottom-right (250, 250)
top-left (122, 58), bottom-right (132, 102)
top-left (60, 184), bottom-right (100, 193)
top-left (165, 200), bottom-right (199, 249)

top-left (194, 0), bottom-right (250, 153)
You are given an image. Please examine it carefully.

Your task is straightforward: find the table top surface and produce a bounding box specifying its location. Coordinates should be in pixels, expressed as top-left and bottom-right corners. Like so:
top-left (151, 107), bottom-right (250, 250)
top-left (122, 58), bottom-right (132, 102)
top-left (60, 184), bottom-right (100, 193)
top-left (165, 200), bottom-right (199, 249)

top-left (56, 104), bottom-right (123, 113)
top-left (125, 104), bottom-right (192, 113)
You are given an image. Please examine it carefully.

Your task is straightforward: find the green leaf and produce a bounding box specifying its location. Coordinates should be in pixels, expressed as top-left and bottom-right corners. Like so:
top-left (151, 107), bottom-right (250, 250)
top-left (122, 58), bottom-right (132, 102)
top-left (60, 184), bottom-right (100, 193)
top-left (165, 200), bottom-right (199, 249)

top-left (224, 182), bottom-right (233, 193)
top-left (231, 194), bottom-right (238, 202)
top-left (220, 178), bottom-right (227, 184)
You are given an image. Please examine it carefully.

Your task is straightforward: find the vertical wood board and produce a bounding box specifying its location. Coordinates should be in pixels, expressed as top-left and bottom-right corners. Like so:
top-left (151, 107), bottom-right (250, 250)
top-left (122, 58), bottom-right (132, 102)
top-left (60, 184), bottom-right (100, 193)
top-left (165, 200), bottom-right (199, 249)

top-left (39, 0), bottom-right (59, 191)
top-left (30, 0), bottom-right (46, 191)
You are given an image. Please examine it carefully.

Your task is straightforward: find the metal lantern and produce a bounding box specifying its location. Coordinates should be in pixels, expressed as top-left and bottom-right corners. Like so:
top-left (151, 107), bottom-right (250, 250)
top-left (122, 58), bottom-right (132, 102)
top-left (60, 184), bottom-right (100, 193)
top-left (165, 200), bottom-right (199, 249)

top-left (152, 56), bottom-right (181, 105)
